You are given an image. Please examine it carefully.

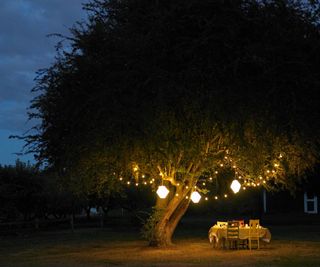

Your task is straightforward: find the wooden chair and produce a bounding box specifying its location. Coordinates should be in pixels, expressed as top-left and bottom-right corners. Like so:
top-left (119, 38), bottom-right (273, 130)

top-left (248, 219), bottom-right (260, 250)
top-left (227, 221), bottom-right (239, 249)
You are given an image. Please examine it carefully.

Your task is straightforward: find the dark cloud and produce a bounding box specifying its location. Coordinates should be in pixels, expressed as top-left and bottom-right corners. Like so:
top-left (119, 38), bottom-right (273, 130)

top-left (0, 0), bottom-right (89, 164)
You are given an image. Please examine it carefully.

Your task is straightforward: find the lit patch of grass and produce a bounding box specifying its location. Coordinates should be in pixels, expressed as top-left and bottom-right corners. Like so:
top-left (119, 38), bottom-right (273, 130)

top-left (0, 226), bottom-right (320, 267)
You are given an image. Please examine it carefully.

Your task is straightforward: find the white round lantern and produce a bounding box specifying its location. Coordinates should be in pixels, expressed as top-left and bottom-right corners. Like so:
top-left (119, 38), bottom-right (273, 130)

top-left (190, 191), bottom-right (201, 203)
top-left (230, 179), bottom-right (241, 193)
top-left (156, 185), bottom-right (169, 199)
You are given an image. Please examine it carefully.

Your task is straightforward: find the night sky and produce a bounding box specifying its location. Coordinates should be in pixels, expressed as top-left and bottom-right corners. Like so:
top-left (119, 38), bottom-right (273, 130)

top-left (0, 0), bottom-right (89, 165)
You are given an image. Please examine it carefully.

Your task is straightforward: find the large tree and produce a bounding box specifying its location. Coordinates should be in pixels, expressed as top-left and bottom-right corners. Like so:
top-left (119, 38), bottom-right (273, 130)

top-left (25, 0), bottom-right (320, 246)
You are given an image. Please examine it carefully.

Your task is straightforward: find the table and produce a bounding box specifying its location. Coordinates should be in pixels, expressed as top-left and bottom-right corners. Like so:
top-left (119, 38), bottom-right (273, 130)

top-left (208, 225), bottom-right (271, 249)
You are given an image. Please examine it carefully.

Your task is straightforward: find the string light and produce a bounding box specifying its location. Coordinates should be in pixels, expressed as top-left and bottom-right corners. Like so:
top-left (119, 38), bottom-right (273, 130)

top-left (116, 149), bottom-right (285, 202)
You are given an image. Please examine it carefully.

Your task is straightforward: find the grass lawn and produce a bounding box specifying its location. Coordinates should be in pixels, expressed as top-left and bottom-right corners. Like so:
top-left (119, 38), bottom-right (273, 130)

top-left (0, 223), bottom-right (320, 267)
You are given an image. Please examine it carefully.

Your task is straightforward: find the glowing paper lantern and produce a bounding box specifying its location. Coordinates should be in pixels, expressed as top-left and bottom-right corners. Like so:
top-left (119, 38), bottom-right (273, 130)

top-left (230, 179), bottom-right (241, 193)
top-left (190, 191), bottom-right (201, 203)
top-left (156, 185), bottom-right (169, 199)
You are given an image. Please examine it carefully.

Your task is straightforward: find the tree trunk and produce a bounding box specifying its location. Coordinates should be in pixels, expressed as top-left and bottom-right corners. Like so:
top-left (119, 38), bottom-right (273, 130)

top-left (149, 188), bottom-right (191, 247)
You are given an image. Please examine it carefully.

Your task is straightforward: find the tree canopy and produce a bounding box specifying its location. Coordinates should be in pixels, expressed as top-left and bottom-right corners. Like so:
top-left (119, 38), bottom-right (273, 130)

top-left (24, 0), bottom-right (320, 246)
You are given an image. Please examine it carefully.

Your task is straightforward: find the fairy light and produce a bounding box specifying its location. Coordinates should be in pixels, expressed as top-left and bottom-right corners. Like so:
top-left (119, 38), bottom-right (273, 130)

top-left (120, 152), bottom-right (287, 203)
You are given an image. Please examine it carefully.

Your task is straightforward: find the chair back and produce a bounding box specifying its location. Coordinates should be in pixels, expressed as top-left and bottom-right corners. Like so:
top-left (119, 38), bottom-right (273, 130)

top-left (227, 221), bottom-right (239, 240)
top-left (217, 221), bottom-right (227, 227)
top-left (249, 219), bottom-right (260, 237)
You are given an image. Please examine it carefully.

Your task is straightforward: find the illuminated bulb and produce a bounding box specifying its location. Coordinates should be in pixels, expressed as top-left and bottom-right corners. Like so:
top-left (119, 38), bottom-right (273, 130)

top-left (209, 177), bottom-right (213, 180)
top-left (215, 171), bottom-right (218, 174)
top-left (224, 194), bottom-right (228, 198)
top-left (156, 185), bottom-right (169, 199)
top-left (150, 181), bottom-right (153, 184)
top-left (175, 193), bottom-right (179, 196)
top-left (263, 180), bottom-right (266, 183)
top-left (119, 177), bottom-right (123, 181)
top-left (133, 166), bottom-right (138, 172)
top-left (243, 187), bottom-right (246, 190)
top-left (214, 196), bottom-right (218, 200)
top-left (274, 164), bottom-right (279, 167)
top-left (205, 197), bottom-right (208, 201)
top-left (233, 165), bottom-right (236, 168)
top-left (191, 191), bottom-right (201, 203)
top-left (143, 181), bottom-right (147, 185)
top-left (142, 175), bottom-right (145, 178)
top-left (230, 179), bottom-right (241, 193)
top-left (177, 183), bottom-right (180, 186)
top-left (202, 182), bottom-right (206, 186)
top-left (279, 154), bottom-right (283, 158)
top-left (135, 183), bottom-right (139, 186)
top-left (220, 164), bottom-right (224, 167)
top-left (186, 186), bottom-right (189, 189)
top-left (127, 181), bottom-right (131, 185)
top-left (186, 196), bottom-right (189, 199)
top-left (267, 170), bottom-right (270, 173)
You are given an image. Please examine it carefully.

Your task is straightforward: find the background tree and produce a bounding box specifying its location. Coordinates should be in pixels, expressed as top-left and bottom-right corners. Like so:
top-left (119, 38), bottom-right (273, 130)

top-left (24, 0), bottom-right (320, 246)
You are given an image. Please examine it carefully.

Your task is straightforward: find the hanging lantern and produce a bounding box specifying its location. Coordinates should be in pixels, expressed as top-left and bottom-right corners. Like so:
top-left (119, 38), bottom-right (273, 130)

top-left (230, 179), bottom-right (241, 193)
top-left (190, 191), bottom-right (201, 203)
top-left (156, 185), bottom-right (169, 199)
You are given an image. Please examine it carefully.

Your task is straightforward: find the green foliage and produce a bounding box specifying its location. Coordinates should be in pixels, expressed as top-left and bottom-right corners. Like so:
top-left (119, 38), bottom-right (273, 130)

top-left (22, 0), bottom-right (320, 203)
top-left (141, 207), bottom-right (165, 243)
